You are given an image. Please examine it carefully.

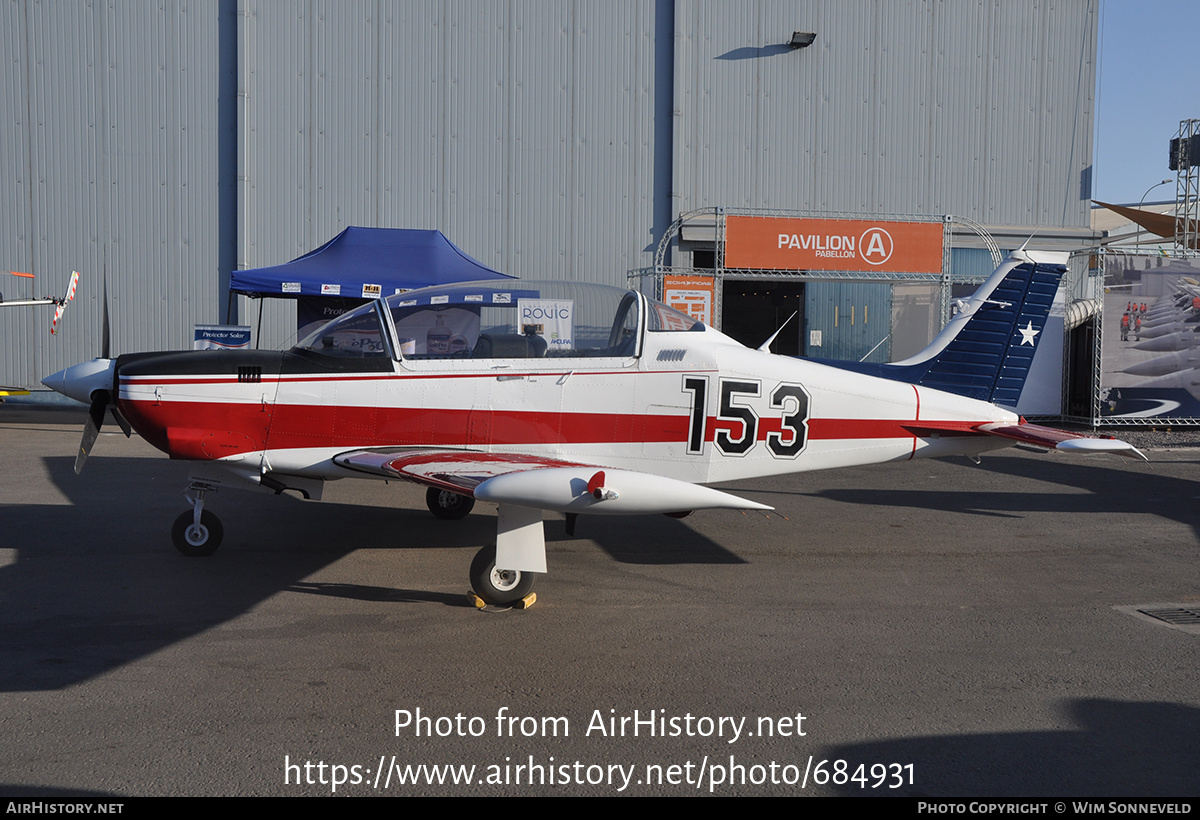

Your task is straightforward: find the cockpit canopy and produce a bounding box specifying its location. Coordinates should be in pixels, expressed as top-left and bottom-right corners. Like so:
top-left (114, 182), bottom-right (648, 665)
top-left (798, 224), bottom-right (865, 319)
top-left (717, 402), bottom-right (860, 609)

top-left (292, 279), bottom-right (702, 361)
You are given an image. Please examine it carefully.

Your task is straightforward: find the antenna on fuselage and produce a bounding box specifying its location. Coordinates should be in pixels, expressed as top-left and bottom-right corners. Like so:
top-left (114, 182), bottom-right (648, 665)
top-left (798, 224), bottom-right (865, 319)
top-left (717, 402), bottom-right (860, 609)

top-left (757, 311), bottom-right (798, 353)
top-left (860, 335), bottom-right (890, 362)
top-left (1012, 233), bottom-right (1037, 262)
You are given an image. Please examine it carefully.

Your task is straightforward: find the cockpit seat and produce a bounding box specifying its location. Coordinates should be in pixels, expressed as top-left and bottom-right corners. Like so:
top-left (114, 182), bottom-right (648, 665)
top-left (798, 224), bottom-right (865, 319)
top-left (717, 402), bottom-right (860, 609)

top-left (473, 333), bottom-right (548, 359)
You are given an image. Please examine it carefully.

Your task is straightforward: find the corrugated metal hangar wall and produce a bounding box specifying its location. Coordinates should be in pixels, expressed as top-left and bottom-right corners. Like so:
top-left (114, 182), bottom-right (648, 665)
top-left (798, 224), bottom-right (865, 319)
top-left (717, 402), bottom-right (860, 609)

top-left (1, 0), bottom-right (231, 390)
top-left (674, 0), bottom-right (1096, 225)
top-left (0, 0), bottom-right (1097, 389)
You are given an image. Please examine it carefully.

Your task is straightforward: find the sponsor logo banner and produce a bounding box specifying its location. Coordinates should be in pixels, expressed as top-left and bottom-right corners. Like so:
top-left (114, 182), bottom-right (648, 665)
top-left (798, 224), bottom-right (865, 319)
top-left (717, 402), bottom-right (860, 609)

top-left (663, 274), bottom-right (715, 326)
top-left (193, 324), bottom-right (252, 350)
top-left (518, 298), bottom-right (574, 350)
top-left (724, 216), bottom-right (943, 274)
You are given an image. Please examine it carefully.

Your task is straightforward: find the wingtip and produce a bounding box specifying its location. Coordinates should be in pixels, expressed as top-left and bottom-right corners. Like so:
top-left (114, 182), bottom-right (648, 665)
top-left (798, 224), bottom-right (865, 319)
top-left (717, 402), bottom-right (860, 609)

top-left (1124, 445), bottom-right (1150, 463)
top-left (1054, 438), bottom-right (1149, 462)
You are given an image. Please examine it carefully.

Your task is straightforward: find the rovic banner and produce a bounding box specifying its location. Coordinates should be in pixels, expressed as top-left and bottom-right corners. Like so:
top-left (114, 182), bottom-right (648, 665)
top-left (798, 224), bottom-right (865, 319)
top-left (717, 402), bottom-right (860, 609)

top-left (518, 298), bottom-right (574, 351)
top-left (724, 215), bottom-right (943, 274)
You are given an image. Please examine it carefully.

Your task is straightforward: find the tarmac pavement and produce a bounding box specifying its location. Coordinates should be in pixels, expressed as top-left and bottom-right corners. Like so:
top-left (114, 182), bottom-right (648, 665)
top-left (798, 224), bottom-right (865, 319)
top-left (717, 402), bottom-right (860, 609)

top-left (1, 409), bottom-right (1197, 796)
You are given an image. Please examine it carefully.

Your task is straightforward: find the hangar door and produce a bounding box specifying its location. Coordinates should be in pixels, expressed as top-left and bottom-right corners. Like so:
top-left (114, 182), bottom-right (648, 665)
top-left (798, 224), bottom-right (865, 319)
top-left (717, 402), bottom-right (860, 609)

top-left (804, 282), bottom-right (892, 364)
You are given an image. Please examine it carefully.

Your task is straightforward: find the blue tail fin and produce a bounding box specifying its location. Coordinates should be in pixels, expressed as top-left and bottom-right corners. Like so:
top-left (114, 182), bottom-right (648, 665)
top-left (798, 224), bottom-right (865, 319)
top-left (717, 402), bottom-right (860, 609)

top-left (815, 251), bottom-right (1066, 407)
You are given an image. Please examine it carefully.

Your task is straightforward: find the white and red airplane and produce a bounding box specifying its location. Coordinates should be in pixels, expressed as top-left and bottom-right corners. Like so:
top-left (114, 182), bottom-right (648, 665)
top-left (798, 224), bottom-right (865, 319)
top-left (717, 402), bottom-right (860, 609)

top-left (42, 250), bottom-right (1142, 605)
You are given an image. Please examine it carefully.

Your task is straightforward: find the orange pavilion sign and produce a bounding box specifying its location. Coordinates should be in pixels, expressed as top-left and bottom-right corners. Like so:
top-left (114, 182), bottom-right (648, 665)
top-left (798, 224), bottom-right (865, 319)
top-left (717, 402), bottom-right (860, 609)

top-left (724, 216), bottom-right (943, 274)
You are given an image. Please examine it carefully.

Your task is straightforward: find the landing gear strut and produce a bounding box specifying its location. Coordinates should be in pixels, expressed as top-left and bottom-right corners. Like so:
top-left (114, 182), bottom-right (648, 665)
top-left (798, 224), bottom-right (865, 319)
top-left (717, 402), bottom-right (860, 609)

top-left (172, 481), bottom-right (223, 556)
top-left (469, 544), bottom-right (535, 606)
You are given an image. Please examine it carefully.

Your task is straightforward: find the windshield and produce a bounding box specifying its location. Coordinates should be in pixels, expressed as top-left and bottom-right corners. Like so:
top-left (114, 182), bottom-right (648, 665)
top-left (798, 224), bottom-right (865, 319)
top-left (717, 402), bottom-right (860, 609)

top-left (292, 301), bottom-right (388, 357)
top-left (644, 297), bottom-right (706, 332)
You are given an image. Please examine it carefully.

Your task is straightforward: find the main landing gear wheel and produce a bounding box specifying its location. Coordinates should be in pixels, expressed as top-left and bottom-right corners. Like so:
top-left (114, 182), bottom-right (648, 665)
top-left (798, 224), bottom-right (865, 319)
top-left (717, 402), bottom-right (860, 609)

top-left (426, 487), bottom-right (475, 520)
top-left (469, 544), bottom-right (535, 606)
top-left (171, 510), bottom-right (224, 557)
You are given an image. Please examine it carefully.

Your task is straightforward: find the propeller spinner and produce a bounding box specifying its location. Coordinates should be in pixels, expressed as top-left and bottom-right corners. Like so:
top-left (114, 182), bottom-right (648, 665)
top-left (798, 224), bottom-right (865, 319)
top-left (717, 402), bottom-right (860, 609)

top-left (41, 269), bottom-right (129, 474)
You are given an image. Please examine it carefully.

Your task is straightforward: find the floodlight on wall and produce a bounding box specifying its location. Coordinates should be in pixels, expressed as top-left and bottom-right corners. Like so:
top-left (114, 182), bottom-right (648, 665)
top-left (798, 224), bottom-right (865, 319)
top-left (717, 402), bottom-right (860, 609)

top-left (789, 31), bottom-right (816, 49)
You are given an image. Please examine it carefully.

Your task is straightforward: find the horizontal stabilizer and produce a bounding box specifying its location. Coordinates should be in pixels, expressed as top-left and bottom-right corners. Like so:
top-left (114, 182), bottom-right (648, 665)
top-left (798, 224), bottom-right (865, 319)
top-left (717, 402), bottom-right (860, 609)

top-left (975, 422), bottom-right (1148, 461)
top-left (898, 419), bottom-right (1147, 461)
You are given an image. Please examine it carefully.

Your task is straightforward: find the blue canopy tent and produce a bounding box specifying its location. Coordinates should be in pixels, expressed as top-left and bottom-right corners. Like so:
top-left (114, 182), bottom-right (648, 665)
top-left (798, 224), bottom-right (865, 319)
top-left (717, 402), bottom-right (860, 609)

top-left (228, 226), bottom-right (514, 344)
top-left (231, 226), bottom-right (513, 299)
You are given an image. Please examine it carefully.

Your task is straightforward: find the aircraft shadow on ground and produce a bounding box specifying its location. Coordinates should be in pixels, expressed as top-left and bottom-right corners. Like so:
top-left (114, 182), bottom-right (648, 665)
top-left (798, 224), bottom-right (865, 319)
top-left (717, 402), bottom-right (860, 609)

top-left (0, 455), bottom-right (741, 691)
top-left (781, 454), bottom-right (1200, 540)
top-left (827, 698), bottom-right (1200, 797)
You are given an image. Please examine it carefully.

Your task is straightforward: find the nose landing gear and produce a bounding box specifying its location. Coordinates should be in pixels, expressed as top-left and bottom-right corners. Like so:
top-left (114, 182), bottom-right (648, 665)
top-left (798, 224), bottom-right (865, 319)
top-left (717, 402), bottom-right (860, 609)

top-left (171, 480), bottom-right (223, 557)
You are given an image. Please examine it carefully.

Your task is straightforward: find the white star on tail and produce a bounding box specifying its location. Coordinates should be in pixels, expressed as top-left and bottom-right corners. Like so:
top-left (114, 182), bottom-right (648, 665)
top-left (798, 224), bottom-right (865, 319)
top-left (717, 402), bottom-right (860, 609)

top-left (1018, 321), bottom-right (1040, 346)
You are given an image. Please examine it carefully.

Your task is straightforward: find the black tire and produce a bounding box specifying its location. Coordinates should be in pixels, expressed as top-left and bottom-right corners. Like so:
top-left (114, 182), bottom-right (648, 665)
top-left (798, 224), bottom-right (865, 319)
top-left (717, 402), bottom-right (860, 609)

top-left (426, 487), bottom-right (475, 520)
top-left (469, 544), bottom-right (535, 606)
top-left (171, 510), bottom-right (223, 557)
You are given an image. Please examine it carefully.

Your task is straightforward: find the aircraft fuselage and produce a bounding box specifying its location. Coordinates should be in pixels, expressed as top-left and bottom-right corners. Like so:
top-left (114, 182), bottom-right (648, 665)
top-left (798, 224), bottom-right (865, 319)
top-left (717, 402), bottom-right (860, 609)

top-left (112, 327), bottom-right (1016, 491)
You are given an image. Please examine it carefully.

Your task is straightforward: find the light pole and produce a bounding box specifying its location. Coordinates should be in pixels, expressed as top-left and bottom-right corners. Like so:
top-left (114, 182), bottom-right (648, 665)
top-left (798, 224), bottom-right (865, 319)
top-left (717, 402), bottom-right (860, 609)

top-left (1136, 179), bottom-right (1173, 248)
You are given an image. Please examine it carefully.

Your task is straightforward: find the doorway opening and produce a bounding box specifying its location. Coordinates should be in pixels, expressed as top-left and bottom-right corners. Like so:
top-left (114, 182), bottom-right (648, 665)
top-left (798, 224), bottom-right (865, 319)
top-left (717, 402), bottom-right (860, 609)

top-left (720, 280), bottom-right (805, 356)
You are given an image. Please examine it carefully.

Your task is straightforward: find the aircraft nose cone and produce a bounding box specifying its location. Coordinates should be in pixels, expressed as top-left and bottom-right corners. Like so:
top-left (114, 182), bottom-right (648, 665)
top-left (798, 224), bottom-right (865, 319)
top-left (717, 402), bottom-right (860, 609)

top-left (40, 369), bottom-right (64, 394)
top-left (42, 359), bottom-right (115, 404)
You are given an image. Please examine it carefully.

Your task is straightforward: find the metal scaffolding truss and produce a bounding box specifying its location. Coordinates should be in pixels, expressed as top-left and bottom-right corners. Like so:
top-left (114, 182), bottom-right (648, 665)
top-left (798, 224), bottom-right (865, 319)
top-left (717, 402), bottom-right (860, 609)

top-left (1058, 250), bottom-right (1105, 427)
top-left (1175, 119), bottom-right (1200, 252)
top-left (634, 206), bottom-right (1109, 425)
top-left (950, 214), bottom-right (1005, 269)
top-left (640, 206), bottom-right (1001, 332)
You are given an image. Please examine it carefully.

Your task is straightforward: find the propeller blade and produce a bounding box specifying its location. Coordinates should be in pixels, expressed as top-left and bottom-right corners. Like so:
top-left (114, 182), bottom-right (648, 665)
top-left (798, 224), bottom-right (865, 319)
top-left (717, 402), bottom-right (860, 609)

top-left (110, 406), bottom-right (132, 438)
top-left (75, 393), bottom-right (107, 475)
top-left (100, 266), bottom-right (111, 360)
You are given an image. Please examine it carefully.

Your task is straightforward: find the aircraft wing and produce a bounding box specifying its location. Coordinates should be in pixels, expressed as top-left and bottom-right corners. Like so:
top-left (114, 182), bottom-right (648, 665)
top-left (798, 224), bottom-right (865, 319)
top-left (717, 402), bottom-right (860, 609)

top-left (333, 448), bottom-right (773, 515)
top-left (334, 449), bottom-right (590, 496)
top-left (903, 421), bottom-right (1147, 461)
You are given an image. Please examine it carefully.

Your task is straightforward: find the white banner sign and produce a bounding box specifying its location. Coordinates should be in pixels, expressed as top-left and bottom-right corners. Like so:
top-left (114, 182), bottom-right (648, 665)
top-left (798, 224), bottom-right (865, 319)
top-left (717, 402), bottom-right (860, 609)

top-left (518, 299), bottom-right (574, 351)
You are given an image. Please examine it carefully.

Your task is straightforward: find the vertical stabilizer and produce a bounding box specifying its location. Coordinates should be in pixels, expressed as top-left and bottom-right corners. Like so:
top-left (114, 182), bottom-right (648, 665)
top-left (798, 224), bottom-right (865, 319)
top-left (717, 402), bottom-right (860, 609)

top-left (814, 251), bottom-right (1067, 407)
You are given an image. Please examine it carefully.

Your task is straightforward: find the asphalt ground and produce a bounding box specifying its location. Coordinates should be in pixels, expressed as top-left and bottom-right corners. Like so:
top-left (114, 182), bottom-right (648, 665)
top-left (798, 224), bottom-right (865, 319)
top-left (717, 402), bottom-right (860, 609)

top-left (1, 407), bottom-right (1198, 797)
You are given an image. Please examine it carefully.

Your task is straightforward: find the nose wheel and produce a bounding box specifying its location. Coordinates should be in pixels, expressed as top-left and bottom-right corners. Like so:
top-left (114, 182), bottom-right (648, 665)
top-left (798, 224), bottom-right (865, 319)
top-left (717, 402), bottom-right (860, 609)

top-left (172, 481), bottom-right (223, 556)
top-left (171, 510), bottom-right (223, 556)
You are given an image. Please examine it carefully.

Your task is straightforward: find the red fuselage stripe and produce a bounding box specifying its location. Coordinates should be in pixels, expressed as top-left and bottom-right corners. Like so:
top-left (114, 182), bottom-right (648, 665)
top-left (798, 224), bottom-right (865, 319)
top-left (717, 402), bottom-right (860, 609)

top-left (119, 398), bottom-right (971, 460)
